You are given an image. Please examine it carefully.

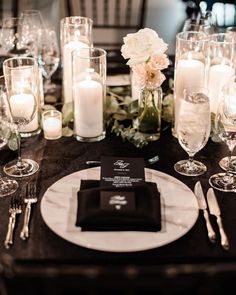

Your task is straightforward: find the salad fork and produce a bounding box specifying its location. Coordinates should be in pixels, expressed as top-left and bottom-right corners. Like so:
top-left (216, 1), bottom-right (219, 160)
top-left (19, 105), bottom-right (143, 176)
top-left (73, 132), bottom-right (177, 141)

top-left (20, 182), bottom-right (37, 240)
top-left (4, 195), bottom-right (22, 249)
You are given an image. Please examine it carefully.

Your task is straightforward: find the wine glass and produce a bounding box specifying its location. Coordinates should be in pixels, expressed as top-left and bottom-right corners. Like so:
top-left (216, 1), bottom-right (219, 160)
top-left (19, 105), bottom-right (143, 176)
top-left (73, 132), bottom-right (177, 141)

top-left (0, 75), bottom-right (18, 196)
top-left (218, 76), bottom-right (236, 173)
top-left (174, 87), bottom-right (211, 176)
top-left (1, 17), bottom-right (30, 57)
top-left (38, 27), bottom-right (60, 93)
top-left (3, 57), bottom-right (39, 177)
top-left (21, 10), bottom-right (45, 59)
top-left (209, 78), bottom-right (236, 192)
top-left (182, 19), bottom-right (213, 34)
top-left (182, 10), bottom-right (217, 34)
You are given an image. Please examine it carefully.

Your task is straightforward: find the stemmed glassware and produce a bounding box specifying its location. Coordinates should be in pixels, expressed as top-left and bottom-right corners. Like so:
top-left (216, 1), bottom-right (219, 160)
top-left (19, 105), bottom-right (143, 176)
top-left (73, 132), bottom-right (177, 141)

top-left (21, 10), bottom-right (45, 59)
top-left (3, 57), bottom-right (39, 177)
top-left (1, 17), bottom-right (29, 57)
top-left (209, 77), bottom-right (236, 192)
top-left (217, 76), bottom-right (236, 173)
top-left (182, 10), bottom-right (217, 34)
top-left (0, 76), bottom-right (18, 196)
top-left (38, 27), bottom-right (60, 93)
top-left (174, 87), bottom-right (211, 176)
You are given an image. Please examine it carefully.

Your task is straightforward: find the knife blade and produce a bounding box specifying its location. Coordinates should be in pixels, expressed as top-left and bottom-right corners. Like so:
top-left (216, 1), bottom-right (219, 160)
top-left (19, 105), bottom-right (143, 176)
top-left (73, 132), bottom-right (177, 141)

top-left (207, 188), bottom-right (230, 250)
top-left (194, 181), bottom-right (216, 243)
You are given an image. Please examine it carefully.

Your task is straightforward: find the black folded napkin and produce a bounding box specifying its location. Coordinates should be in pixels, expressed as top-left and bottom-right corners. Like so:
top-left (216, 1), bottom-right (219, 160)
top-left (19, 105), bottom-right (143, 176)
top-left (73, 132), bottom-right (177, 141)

top-left (75, 180), bottom-right (161, 231)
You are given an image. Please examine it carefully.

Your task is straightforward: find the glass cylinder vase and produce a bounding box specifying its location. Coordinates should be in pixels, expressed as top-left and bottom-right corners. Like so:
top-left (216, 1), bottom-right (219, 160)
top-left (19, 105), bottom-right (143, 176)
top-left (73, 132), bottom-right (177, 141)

top-left (72, 47), bottom-right (107, 142)
top-left (173, 31), bottom-right (209, 136)
top-left (137, 87), bottom-right (162, 141)
top-left (60, 16), bottom-right (93, 104)
top-left (207, 33), bottom-right (235, 115)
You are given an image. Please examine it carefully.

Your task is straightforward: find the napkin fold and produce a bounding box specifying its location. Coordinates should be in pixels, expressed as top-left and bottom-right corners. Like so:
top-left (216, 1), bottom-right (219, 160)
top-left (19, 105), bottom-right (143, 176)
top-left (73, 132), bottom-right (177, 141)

top-left (76, 180), bottom-right (161, 231)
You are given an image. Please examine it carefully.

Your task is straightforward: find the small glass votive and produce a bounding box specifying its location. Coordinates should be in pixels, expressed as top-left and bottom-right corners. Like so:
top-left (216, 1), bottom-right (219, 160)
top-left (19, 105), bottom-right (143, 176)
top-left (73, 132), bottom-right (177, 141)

top-left (42, 110), bottom-right (62, 140)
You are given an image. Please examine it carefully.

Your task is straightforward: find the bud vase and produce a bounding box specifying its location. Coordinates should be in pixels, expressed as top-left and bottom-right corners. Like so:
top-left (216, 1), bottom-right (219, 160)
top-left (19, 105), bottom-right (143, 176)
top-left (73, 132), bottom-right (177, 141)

top-left (137, 87), bottom-right (162, 141)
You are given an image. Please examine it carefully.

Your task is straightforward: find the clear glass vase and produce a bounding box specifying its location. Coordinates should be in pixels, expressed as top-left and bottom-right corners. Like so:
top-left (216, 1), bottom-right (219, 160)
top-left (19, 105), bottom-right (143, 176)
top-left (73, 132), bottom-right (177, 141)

top-left (137, 87), bottom-right (162, 141)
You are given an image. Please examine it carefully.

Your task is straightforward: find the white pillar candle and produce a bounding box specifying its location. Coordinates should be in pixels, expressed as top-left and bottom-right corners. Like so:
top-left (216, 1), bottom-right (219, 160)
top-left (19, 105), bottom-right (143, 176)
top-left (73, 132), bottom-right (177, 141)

top-left (174, 58), bottom-right (205, 126)
top-left (10, 94), bottom-right (38, 132)
top-left (63, 40), bottom-right (89, 104)
top-left (43, 117), bottom-right (62, 140)
top-left (208, 64), bottom-right (235, 114)
top-left (74, 79), bottom-right (103, 138)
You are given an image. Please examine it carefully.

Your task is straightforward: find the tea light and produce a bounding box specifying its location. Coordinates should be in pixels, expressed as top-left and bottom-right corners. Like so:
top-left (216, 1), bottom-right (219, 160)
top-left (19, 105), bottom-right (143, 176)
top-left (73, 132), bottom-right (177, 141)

top-left (42, 110), bottom-right (62, 140)
top-left (63, 40), bottom-right (88, 104)
top-left (74, 75), bottom-right (103, 138)
top-left (208, 63), bottom-right (235, 114)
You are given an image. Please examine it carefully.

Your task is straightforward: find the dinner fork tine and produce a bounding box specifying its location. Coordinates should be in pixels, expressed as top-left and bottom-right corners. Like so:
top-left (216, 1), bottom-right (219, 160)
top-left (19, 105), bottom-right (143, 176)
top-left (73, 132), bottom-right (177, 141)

top-left (4, 195), bottom-right (22, 249)
top-left (20, 182), bottom-right (37, 240)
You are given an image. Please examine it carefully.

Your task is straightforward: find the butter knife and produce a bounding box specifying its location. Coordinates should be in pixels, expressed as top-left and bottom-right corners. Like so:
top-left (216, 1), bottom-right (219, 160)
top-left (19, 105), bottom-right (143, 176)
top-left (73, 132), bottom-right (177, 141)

top-left (194, 181), bottom-right (216, 243)
top-left (207, 188), bottom-right (230, 250)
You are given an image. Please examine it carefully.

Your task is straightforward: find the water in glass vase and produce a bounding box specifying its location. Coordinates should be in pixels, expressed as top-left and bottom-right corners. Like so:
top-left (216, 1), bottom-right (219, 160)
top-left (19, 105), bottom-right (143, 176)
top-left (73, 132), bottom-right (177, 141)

top-left (137, 87), bottom-right (162, 141)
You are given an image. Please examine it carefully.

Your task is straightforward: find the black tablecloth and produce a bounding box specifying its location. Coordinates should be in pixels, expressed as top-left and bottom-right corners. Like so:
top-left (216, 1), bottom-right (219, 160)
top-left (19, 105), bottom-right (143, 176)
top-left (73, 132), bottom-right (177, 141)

top-left (1, 55), bottom-right (236, 292)
top-left (1, 123), bottom-right (236, 293)
top-left (0, 126), bottom-right (234, 262)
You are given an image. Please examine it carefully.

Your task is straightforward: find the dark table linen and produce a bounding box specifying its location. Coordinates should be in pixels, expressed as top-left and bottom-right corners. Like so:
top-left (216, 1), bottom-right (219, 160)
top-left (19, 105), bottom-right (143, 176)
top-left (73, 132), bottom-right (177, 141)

top-left (0, 127), bottom-right (235, 267)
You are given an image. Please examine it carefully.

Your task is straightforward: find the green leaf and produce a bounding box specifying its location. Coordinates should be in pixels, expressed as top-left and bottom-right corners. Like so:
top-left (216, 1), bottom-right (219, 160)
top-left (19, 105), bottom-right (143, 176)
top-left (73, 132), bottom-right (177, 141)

top-left (162, 93), bottom-right (174, 123)
top-left (62, 102), bottom-right (73, 125)
top-left (7, 132), bottom-right (18, 151)
top-left (62, 126), bottom-right (73, 137)
top-left (210, 112), bottom-right (221, 142)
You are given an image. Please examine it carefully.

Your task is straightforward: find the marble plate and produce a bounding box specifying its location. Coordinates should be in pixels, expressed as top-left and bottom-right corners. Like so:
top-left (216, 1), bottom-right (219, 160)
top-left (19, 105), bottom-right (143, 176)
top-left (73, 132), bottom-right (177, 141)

top-left (40, 167), bottom-right (199, 252)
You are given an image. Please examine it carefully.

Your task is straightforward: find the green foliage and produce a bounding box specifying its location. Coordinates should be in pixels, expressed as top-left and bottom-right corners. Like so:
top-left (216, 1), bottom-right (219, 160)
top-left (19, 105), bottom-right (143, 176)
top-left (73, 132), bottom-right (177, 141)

top-left (0, 120), bottom-right (18, 151)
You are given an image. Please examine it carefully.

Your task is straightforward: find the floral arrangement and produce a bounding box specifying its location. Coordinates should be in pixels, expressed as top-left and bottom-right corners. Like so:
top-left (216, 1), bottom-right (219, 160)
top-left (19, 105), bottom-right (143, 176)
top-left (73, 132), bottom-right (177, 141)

top-left (121, 28), bottom-right (169, 90)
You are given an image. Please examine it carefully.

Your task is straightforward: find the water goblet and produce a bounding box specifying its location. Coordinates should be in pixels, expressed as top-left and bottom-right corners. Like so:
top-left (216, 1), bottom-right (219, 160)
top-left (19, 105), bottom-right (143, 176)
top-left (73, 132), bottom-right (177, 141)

top-left (182, 19), bottom-right (212, 34)
top-left (21, 10), bottom-right (45, 59)
top-left (209, 78), bottom-right (236, 192)
top-left (38, 27), bottom-right (60, 93)
top-left (1, 17), bottom-right (29, 57)
top-left (174, 88), bottom-right (211, 176)
top-left (0, 76), bottom-right (18, 196)
top-left (3, 57), bottom-right (39, 177)
top-left (217, 76), bottom-right (236, 174)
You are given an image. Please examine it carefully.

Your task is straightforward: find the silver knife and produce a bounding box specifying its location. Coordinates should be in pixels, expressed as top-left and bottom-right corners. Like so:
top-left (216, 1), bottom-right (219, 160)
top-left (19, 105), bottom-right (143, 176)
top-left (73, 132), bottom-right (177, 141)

top-left (207, 188), bottom-right (230, 250)
top-left (194, 182), bottom-right (216, 243)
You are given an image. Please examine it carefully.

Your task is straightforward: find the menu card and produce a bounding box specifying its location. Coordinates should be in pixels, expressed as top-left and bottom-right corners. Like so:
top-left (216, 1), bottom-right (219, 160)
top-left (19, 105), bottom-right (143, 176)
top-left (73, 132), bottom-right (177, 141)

top-left (100, 156), bottom-right (145, 187)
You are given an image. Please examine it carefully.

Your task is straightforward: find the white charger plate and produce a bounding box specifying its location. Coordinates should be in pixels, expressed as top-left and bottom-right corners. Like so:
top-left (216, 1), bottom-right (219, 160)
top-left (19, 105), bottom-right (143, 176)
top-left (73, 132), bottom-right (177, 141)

top-left (40, 167), bottom-right (198, 252)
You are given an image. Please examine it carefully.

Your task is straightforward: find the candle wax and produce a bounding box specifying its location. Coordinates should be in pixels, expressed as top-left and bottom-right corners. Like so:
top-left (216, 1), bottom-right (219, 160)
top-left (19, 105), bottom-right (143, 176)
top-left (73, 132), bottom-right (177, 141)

top-left (208, 64), bottom-right (235, 114)
top-left (74, 79), bottom-right (103, 138)
top-left (43, 117), bottom-right (62, 140)
top-left (63, 40), bottom-right (89, 104)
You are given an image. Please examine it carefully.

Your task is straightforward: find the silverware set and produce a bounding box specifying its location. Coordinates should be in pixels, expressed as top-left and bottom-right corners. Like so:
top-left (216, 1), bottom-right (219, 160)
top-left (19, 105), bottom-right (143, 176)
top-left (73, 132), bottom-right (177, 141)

top-left (194, 181), bottom-right (229, 250)
top-left (4, 182), bottom-right (37, 249)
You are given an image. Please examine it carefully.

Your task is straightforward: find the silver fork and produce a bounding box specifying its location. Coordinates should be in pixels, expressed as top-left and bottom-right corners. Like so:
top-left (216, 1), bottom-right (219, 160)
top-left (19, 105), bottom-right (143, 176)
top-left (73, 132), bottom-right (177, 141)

top-left (4, 195), bottom-right (22, 249)
top-left (20, 182), bottom-right (37, 240)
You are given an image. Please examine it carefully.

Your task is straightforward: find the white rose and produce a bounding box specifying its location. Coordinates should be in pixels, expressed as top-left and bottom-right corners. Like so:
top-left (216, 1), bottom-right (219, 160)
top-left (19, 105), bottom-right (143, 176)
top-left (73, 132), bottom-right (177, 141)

top-left (121, 28), bottom-right (168, 66)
